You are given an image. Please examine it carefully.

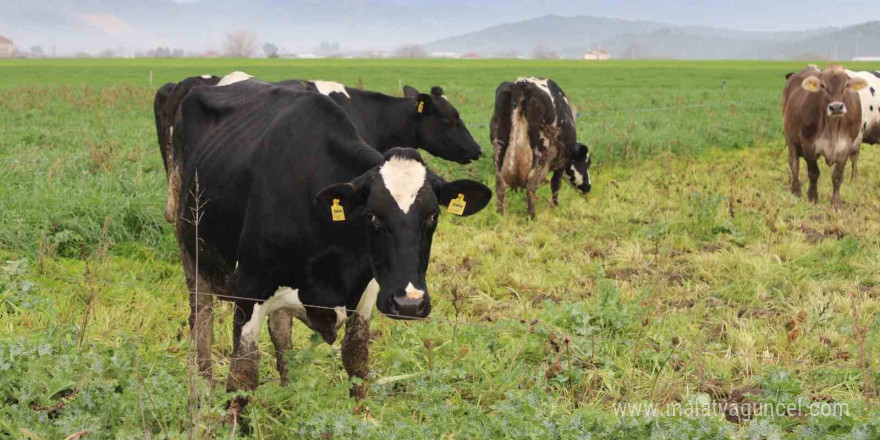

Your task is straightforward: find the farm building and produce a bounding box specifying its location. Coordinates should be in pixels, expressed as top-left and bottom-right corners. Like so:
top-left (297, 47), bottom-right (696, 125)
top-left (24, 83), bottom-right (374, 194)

top-left (0, 35), bottom-right (13, 58)
top-left (582, 49), bottom-right (610, 60)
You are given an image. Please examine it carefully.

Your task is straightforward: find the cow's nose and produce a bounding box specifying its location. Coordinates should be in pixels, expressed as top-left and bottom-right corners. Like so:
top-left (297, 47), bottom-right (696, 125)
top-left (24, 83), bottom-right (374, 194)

top-left (828, 102), bottom-right (846, 115)
top-left (389, 296), bottom-right (427, 317)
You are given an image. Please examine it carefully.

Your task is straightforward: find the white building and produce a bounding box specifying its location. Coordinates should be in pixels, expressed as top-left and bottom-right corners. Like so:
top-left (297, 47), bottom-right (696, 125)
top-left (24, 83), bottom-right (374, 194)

top-left (582, 49), bottom-right (610, 60)
top-left (0, 35), bottom-right (13, 58)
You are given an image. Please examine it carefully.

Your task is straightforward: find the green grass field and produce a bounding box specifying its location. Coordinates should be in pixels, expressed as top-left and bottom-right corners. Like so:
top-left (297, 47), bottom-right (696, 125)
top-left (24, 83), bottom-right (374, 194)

top-left (1, 59), bottom-right (879, 439)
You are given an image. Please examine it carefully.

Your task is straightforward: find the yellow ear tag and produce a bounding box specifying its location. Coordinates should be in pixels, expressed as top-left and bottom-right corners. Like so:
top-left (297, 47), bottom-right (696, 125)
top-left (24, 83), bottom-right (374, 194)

top-left (331, 199), bottom-right (345, 221)
top-left (447, 193), bottom-right (466, 216)
top-left (810, 83), bottom-right (818, 92)
top-left (417, 101), bottom-right (424, 113)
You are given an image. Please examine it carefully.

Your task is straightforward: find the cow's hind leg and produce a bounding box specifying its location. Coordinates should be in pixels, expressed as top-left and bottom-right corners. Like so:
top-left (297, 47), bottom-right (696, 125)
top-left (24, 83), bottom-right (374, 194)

top-left (183, 252), bottom-right (214, 381)
top-left (806, 159), bottom-right (820, 203)
top-left (267, 309), bottom-right (293, 386)
top-left (550, 170), bottom-right (563, 206)
top-left (849, 144), bottom-right (860, 181)
top-left (227, 299), bottom-right (259, 397)
top-left (787, 146), bottom-right (801, 197)
top-left (495, 172), bottom-right (508, 215)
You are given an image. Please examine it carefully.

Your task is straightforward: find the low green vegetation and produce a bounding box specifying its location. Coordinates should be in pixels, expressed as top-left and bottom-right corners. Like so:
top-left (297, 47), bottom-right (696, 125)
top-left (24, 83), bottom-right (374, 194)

top-left (1, 59), bottom-right (878, 439)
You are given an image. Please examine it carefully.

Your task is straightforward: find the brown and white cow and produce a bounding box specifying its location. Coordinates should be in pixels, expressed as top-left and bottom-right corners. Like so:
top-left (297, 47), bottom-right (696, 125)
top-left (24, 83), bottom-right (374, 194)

top-left (491, 77), bottom-right (591, 219)
top-left (782, 65), bottom-right (868, 208)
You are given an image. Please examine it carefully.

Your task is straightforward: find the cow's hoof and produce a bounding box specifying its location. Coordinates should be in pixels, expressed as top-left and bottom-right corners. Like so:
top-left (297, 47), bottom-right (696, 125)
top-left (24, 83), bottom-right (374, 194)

top-left (791, 188), bottom-right (801, 197)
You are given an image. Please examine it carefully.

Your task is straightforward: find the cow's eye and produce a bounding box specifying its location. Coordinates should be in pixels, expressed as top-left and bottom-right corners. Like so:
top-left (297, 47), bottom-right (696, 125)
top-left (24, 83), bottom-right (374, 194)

top-left (426, 212), bottom-right (439, 226)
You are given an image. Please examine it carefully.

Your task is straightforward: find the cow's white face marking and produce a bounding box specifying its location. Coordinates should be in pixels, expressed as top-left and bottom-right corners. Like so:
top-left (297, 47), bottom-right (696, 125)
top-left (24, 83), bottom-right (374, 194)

top-left (313, 81), bottom-right (350, 98)
top-left (404, 282), bottom-right (424, 300)
top-left (201, 74), bottom-right (212, 79)
top-left (516, 76), bottom-right (555, 107)
top-left (356, 279), bottom-right (380, 317)
top-left (240, 287), bottom-right (307, 345)
top-left (378, 157), bottom-right (426, 213)
top-left (217, 71), bottom-right (253, 86)
top-left (570, 165), bottom-right (584, 186)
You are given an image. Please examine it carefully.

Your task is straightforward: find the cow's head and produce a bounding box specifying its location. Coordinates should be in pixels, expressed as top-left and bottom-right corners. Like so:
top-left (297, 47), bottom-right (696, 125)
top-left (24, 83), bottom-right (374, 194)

top-left (316, 148), bottom-right (491, 319)
top-left (801, 66), bottom-right (867, 118)
top-left (565, 143), bottom-right (592, 194)
top-left (403, 86), bottom-right (482, 164)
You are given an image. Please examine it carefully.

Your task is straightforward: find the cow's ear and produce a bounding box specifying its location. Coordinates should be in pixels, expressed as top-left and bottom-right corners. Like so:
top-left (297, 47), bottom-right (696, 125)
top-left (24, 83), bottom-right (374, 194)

top-left (415, 94), bottom-right (433, 115)
top-left (434, 179), bottom-right (492, 217)
top-left (315, 172), bottom-right (372, 222)
top-left (572, 143), bottom-right (589, 162)
top-left (403, 85), bottom-right (419, 98)
top-left (801, 76), bottom-right (821, 93)
top-left (848, 77), bottom-right (868, 92)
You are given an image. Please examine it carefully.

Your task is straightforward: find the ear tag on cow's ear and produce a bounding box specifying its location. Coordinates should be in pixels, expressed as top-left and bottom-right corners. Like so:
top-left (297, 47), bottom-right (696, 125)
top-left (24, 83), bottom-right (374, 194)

top-left (417, 101), bottom-right (425, 113)
top-left (447, 193), bottom-right (466, 216)
top-left (331, 199), bottom-right (345, 221)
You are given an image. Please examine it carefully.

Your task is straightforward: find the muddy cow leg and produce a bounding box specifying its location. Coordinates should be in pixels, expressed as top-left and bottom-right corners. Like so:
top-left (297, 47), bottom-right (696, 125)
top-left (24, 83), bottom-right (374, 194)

top-left (830, 159), bottom-right (846, 210)
top-left (342, 279), bottom-right (378, 399)
top-left (227, 299), bottom-right (259, 394)
top-left (550, 170), bottom-right (563, 206)
top-left (495, 173), bottom-right (508, 215)
top-left (787, 145), bottom-right (801, 197)
top-left (805, 159), bottom-right (820, 203)
top-left (183, 251), bottom-right (214, 381)
top-left (267, 309), bottom-right (293, 386)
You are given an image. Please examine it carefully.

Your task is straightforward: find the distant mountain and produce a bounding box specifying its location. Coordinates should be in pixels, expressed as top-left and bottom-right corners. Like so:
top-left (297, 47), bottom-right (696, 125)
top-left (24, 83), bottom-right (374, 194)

top-left (423, 15), bottom-right (879, 60)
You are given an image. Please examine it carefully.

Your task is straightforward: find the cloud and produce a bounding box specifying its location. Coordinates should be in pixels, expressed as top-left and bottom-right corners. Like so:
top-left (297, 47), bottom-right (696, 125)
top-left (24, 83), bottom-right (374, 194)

top-left (78, 14), bottom-right (139, 35)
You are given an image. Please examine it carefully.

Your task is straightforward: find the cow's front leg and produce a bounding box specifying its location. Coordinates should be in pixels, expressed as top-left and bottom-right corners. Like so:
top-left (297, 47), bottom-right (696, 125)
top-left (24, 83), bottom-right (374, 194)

top-left (787, 145), bottom-right (801, 197)
top-left (550, 170), bottom-right (563, 206)
top-left (267, 309), bottom-right (293, 385)
top-left (830, 159), bottom-right (846, 209)
top-left (227, 298), bottom-right (260, 394)
top-left (342, 279), bottom-right (378, 399)
top-left (806, 159), bottom-right (820, 203)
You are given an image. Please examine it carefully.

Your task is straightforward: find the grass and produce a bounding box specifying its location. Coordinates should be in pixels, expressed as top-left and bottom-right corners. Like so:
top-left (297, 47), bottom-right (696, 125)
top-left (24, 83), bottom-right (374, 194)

top-left (0, 58), bottom-right (878, 439)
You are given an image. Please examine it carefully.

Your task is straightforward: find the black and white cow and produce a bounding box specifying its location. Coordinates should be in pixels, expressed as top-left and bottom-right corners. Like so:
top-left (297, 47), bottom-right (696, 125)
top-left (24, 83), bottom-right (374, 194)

top-left (153, 74), bottom-right (221, 222)
top-left (490, 77), bottom-right (591, 218)
top-left (172, 79), bottom-right (491, 400)
top-left (845, 69), bottom-right (880, 178)
top-left (273, 78), bottom-right (483, 163)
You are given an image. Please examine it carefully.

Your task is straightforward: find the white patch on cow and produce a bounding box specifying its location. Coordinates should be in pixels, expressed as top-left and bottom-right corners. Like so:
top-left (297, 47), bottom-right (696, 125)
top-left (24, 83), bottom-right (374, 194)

top-left (216, 71), bottom-right (253, 86)
top-left (516, 76), bottom-right (555, 107)
top-left (378, 156), bottom-right (426, 213)
top-left (570, 166), bottom-right (584, 186)
top-left (846, 70), bottom-right (880, 135)
top-left (201, 74), bottom-right (212, 79)
top-left (813, 135), bottom-right (852, 164)
top-left (240, 287), bottom-right (307, 345)
top-left (313, 81), bottom-right (350, 98)
top-left (356, 279), bottom-right (380, 317)
top-left (168, 126), bottom-right (173, 141)
top-left (441, 95), bottom-right (449, 102)
top-left (235, 260), bottom-right (239, 270)
top-left (506, 105), bottom-right (531, 176)
top-left (404, 282), bottom-right (424, 300)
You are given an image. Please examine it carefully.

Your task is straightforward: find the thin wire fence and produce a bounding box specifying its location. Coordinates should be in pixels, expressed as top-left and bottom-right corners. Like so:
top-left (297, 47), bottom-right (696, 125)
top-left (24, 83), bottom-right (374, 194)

top-left (29, 272), bottom-right (873, 370)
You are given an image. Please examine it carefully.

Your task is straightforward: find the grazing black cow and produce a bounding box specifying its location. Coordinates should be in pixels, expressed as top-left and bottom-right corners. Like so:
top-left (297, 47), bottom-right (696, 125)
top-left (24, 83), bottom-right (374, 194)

top-left (153, 74), bottom-right (221, 222)
top-left (272, 78), bottom-right (482, 163)
top-left (491, 77), bottom-right (591, 218)
top-left (173, 80), bottom-right (491, 400)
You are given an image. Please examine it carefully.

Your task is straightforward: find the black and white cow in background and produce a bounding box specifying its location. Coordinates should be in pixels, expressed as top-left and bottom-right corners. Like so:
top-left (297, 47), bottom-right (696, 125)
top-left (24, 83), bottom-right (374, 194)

top-left (153, 74), bottom-right (221, 222)
top-left (274, 78), bottom-right (483, 164)
top-left (845, 69), bottom-right (880, 178)
top-left (154, 71), bottom-right (482, 224)
top-left (491, 77), bottom-right (592, 218)
top-left (172, 79), bottom-right (491, 401)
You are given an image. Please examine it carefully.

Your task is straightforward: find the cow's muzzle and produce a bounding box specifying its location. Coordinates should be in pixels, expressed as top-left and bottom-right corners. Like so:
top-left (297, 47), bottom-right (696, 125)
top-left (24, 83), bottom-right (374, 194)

top-left (827, 102), bottom-right (846, 117)
top-left (385, 284), bottom-right (430, 319)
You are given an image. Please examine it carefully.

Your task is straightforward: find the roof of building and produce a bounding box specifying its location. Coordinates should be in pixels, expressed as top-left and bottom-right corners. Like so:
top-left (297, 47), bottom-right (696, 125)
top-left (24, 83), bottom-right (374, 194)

top-left (0, 35), bottom-right (13, 44)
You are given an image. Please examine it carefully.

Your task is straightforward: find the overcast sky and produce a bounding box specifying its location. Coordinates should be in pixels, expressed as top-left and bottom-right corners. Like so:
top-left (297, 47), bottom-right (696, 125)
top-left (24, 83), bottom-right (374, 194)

top-left (0, 0), bottom-right (877, 54)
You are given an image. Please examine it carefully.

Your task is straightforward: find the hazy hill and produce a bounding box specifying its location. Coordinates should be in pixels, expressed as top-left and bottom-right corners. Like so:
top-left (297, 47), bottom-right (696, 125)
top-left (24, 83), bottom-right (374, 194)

top-left (423, 15), bottom-right (878, 60)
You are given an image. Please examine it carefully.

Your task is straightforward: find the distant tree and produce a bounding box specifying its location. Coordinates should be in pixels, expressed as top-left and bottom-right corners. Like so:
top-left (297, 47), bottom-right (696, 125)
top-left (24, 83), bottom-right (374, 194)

top-left (75, 51), bottom-right (91, 58)
top-left (30, 45), bottom-right (44, 58)
top-left (97, 49), bottom-right (115, 58)
top-left (393, 44), bottom-right (426, 59)
top-left (223, 30), bottom-right (258, 58)
top-left (263, 42), bottom-right (279, 58)
top-left (530, 45), bottom-right (559, 60)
